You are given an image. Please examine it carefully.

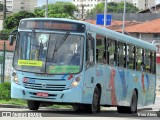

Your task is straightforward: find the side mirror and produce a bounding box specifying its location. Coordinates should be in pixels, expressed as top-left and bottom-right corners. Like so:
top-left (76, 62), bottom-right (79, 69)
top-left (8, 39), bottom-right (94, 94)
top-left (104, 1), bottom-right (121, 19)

top-left (9, 29), bottom-right (18, 46)
top-left (9, 35), bottom-right (14, 46)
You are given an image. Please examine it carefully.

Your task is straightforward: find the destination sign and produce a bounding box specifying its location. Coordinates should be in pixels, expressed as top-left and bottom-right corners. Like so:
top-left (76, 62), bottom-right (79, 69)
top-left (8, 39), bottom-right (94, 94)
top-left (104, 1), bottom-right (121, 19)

top-left (19, 20), bottom-right (85, 33)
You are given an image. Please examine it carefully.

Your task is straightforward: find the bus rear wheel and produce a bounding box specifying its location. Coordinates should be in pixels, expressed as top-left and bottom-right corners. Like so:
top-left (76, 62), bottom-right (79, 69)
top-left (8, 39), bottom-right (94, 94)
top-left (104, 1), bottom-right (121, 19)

top-left (117, 90), bottom-right (137, 114)
top-left (129, 90), bottom-right (137, 113)
top-left (87, 86), bottom-right (100, 113)
top-left (27, 100), bottom-right (40, 110)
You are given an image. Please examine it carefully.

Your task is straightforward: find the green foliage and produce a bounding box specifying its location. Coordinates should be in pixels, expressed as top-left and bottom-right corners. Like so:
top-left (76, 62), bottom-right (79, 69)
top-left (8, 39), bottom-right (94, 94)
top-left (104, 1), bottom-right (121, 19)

top-left (0, 29), bottom-right (13, 40)
top-left (0, 82), bottom-right (11, 100)
top-left (87, 2), bottom-right (139, 17)
top-left (34, 2), bottom-right (78, 19)
top-left (3, 11), bottom-right (36, 29)
top-left (0, 99), bottom-right (26, 106)
top-left (0, 3), bottom-right (3, 12)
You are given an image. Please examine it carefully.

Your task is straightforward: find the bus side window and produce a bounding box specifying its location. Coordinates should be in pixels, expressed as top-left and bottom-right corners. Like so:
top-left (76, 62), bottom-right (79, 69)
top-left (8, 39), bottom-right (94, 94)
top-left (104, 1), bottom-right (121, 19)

top-left (150, 52), bottom-right (156, 74)
top-left (124, 43), bottom-right (127, 68)
top-left (108, 39), bottom-right (116, 66)
top-left (145, 50), bottom-right (151, 73)
top-left (141, 49), bottom-right (145, 71)
top-left (136, 47), bottom-right (142, 71)
top-left (127, 45), bottom-right (136, 69)
top-left (118, 42), bottom-right (126, 68)
top-left (96, 34), bottom-right (106, 64)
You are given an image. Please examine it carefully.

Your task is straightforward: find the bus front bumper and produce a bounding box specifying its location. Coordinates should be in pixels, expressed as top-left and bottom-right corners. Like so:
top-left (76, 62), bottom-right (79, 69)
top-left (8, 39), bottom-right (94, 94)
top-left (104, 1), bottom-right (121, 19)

top-left (11, 82), bottom-right (83, 104)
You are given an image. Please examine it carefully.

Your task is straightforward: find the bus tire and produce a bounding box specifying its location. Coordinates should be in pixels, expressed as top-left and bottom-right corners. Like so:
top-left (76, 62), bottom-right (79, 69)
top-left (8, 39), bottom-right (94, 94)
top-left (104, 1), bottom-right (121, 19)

top-left (27, 100), bottom-right (40, 110)
top-left (117, 90), bottom-right (137, 114)
top-left (87, 86), bottom-right (100, 113)
top-left (128, 90), bottom-right (137, 113)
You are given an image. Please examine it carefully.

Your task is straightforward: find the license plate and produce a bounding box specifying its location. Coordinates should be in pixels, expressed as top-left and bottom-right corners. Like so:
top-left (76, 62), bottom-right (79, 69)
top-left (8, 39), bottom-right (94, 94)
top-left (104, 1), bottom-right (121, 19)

top-left (28, 79), bottom-right (35, 83)
top-left (37, 92), bottom-right (48, 97)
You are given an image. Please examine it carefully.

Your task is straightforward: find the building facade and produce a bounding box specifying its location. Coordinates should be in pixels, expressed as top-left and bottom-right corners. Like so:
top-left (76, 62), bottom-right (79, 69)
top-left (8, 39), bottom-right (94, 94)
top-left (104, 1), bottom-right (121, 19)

top-left (0, 0), bottom-right (37, 12)
top-left (72, 0), bottom-right (105, 19)
top-left (109, 0), bottom-right (155, 10)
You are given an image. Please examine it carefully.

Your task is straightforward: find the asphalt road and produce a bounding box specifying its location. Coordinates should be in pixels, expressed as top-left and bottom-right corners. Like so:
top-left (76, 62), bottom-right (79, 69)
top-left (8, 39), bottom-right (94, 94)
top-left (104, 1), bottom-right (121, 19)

top-left (0, 97), bottom-right (160, 119)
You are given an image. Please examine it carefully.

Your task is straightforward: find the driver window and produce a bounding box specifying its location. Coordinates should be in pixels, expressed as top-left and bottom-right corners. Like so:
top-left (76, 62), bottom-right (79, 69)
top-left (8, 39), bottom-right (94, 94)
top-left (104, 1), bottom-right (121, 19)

top-left (86, 33), bottom-right (95, 62)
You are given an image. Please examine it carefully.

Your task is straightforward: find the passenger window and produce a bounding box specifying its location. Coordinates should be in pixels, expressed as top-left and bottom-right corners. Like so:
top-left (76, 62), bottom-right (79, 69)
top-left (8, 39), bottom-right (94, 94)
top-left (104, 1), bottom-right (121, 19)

top-left (150, 52), bottom-right (156, 74)
top-left (118, 42), bottom-right (126, 68)
top-left (108, 39), bottom-right (116, 66)
top-left (96, 34), bottom-right (106, 64)
top-left (127, 45), bottom-right (135, 69)
top-left (145, 50), bottom-right (151, 73)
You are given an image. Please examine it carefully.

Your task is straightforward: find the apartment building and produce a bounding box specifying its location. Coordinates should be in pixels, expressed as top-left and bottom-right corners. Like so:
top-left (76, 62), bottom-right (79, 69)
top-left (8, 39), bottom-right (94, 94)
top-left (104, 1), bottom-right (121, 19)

top-left (0, 0), bottom-right (37, 12)
top-left (109, 0), bottom-right (155, 10)
top-left (72, 0), bottom-right (105, 19)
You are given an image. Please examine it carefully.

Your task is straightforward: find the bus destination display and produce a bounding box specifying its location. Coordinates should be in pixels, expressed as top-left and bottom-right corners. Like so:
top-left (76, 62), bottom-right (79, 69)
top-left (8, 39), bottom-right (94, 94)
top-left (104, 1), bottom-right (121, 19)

top-left (19, 20), bottom-right (85, 32)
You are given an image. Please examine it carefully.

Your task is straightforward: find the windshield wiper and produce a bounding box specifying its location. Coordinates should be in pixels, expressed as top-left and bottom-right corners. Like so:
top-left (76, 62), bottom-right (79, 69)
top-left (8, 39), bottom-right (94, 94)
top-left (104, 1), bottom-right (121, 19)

top-left (52, 32), bottom-right (70, 60)
top-left (56, 31), bottom-right (70, 51)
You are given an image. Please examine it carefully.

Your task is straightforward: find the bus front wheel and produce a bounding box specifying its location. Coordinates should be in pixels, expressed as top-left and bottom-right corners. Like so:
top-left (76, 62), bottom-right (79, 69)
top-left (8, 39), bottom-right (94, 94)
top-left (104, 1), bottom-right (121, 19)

top-left (27, 100), bottom-right (40, 110)
top-left (87, 86), bottom-right (100, 113)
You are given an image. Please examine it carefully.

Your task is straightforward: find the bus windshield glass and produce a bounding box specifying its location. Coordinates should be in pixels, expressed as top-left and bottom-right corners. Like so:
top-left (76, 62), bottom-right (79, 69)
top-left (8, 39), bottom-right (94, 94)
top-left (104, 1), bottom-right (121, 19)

top-left (13, 31), bottom-right (84, 74)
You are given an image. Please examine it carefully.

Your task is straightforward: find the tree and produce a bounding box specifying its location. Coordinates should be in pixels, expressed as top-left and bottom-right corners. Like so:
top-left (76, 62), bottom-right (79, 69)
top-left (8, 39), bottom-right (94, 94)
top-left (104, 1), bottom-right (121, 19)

top-left (34, 2), bottom-right (78, 19)
top-left (3, 11), bottom-right (36, 29)
top-left (87, 2), bottom-right (139, 17)
top-left (0, 3), bottom-right (3, 12)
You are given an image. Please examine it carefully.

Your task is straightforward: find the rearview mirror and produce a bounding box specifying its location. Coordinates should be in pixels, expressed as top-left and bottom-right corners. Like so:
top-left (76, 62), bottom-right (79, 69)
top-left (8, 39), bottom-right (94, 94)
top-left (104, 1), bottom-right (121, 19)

top-left (8, 29), bottom-right (18, 46)
top-left (9, 35), bottom-right (14, 46)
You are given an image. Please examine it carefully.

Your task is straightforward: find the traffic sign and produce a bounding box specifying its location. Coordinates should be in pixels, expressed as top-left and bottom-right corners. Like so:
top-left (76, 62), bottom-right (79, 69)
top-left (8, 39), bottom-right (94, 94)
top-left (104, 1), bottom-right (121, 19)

top-left (96, 14), bottom-right (112, 25)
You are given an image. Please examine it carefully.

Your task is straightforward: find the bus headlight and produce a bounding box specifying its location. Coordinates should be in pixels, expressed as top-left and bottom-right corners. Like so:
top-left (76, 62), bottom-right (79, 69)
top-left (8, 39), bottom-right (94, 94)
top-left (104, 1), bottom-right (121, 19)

top-left (12, 72), bottom-right (19, 84)
top-left (71, 77), bottom-right (81, 88)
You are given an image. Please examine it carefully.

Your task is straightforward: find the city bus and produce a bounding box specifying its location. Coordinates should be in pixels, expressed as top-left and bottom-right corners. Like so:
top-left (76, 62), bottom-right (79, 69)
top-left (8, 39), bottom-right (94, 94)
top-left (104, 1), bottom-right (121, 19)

top-left (9, 18), bottom-right (156, 113)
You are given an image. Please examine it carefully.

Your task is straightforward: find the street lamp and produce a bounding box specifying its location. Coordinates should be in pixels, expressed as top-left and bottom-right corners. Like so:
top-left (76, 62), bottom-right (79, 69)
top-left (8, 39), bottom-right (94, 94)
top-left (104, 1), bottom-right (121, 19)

top-left (122, 0), bottom-right (126, 34)
top-left (45, 0), bottom-right (48, 18)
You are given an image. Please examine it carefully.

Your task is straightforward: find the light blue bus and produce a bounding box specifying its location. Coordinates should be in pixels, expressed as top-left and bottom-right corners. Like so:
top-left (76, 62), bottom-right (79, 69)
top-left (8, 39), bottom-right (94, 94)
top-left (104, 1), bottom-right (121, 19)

top-left (9, 18), bottom-right (156, 113)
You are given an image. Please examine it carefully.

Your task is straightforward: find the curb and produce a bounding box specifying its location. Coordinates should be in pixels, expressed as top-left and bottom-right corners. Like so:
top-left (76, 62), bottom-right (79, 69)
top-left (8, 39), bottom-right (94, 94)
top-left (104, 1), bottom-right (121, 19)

top-left (137, 107), bottom-right (153, 111)
top-left (0, 104), bottom-right (27, 109)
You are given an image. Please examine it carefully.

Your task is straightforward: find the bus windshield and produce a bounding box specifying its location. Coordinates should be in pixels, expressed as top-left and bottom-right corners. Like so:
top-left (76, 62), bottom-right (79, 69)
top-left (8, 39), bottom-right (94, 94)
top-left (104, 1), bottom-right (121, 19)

top-left (13, 31), bottom-right (84, 74)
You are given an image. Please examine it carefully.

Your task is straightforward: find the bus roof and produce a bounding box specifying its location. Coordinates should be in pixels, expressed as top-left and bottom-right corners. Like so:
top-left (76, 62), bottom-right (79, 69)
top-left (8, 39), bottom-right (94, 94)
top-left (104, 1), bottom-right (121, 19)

top-left (20, 18), bottom-right (156, 51)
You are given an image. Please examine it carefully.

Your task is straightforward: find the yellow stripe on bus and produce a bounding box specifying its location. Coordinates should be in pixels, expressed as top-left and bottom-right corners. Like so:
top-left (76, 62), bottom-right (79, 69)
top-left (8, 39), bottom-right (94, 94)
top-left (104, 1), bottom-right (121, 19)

top-left (18, 60), bottom-right (43, 67)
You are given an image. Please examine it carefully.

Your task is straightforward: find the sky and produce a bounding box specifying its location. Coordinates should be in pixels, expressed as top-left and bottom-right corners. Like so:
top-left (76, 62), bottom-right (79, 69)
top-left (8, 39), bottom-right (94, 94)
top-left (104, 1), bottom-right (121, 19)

top-left (38, 0), bottom-right (160, 6)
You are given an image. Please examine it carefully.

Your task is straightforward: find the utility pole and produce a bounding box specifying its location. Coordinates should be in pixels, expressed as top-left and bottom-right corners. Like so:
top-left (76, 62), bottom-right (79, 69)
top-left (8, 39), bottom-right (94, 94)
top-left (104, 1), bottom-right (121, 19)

top-left (104, 0), bottom-right (108, 28)
top-left (45, 0), bottom-right (48, 18)
top-left (122, 0), bottom-right (126, 34)
top-left (2, 42), bottom-right (6, 83)
top-left (81, 4), bottom-right (84, 19)
top-left (3, 0), bottom-right (6, 20)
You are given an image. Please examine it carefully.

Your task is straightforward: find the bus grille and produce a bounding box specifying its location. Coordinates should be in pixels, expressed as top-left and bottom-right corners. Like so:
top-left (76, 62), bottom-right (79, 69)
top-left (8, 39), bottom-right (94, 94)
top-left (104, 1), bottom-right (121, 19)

top-left (23, 83), bottom-right (66, 91)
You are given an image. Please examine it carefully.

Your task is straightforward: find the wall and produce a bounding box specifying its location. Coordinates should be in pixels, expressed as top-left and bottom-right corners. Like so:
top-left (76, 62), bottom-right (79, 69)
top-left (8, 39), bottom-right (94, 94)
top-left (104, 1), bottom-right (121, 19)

top-left (0, 20), bottom-right (3, 31)
top-left (0, 51), bottom-right (13, 77)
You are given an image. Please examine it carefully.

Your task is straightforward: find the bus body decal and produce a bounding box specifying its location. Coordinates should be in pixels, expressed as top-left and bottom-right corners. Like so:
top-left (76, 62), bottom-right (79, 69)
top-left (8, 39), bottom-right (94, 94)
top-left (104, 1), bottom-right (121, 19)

top-left (18, 60), bottom-right (43, 67)
top-left (109, 68), bottom-right (117, 105)
top-left (118, 70), bottom-right (127, 98)
top-left (141, 73), bottom-right (147, 93)
top-left (145, 74), bottom-right (150, 91)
